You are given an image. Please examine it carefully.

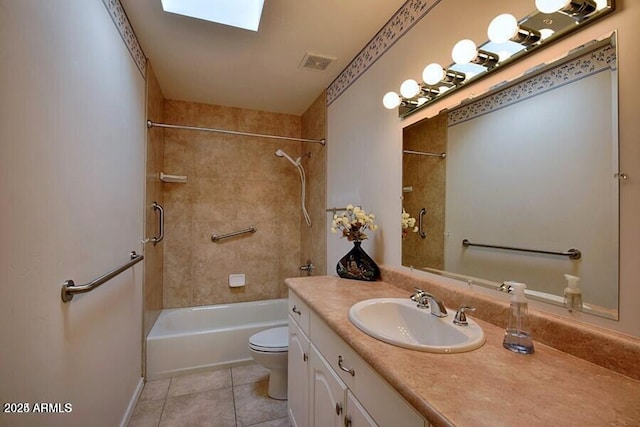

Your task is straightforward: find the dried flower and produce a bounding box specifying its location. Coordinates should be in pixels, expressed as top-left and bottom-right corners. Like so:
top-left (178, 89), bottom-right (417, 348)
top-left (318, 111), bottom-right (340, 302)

top-left (331, 204), bottom-right (378, 241)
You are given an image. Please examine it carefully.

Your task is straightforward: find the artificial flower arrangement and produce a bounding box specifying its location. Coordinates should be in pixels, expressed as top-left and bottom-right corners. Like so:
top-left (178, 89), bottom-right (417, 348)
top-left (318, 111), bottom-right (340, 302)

top-left (401, 208), bottom-right (419, 239)
top-left (331, 204), bottom-right (378, 241)
top-left (333, 204), bottom-right (381, 281)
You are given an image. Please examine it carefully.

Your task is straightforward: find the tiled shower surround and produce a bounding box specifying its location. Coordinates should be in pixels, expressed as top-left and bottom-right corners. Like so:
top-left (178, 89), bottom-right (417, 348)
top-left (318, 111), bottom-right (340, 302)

top-left (148, 95), bottom-right (327, 309)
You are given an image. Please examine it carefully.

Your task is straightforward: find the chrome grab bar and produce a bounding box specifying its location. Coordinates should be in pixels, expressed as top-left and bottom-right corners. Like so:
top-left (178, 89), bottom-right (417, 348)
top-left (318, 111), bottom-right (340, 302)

top-left (61, 251), bottom-right (144, 302)
top-left (151, 202), bottom-right (164, 245)
top-left (418, 208), bottom-right (427, 239)
top-left (462, 239), bottom-right (582, 260)
top-left (211, 225), bottom-right (257, 242)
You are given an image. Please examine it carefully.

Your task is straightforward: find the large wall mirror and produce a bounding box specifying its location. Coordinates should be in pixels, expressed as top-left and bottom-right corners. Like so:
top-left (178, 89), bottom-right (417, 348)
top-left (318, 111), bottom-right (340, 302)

top-left (402, 32), bottom-right (619, 320)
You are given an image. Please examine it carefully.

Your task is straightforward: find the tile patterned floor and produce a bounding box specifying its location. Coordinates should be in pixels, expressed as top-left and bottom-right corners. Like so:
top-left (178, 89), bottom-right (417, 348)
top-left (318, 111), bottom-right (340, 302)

top-left (128, 363), bottom-right (291, 427)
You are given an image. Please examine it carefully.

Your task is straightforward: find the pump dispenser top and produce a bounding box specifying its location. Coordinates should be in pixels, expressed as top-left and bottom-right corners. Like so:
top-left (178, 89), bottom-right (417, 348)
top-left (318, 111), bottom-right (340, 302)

top-left (564, 274), bottom-right (583, 311)
top-left (502, 282), bottom-right (535, 354)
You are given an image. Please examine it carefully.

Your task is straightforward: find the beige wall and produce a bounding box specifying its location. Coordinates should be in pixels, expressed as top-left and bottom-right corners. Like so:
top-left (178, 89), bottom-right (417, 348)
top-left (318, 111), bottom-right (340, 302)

top-left (143, 65), bottom-right (165, 337)
top-left (327, 0), bottom-right (640, 337)
top-left (0, 1), bottom-right (146, 425)
top-left (161, 100), bottom-right (307, 307)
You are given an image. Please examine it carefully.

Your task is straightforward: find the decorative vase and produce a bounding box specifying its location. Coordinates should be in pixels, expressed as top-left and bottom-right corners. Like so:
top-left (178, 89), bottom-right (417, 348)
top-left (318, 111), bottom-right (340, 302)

top-left (336, 241), bottom-right (381, 282)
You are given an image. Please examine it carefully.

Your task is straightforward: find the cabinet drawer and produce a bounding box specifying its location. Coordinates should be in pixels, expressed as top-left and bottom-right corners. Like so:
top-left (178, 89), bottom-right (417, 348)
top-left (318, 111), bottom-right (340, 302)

top-left (289, 291), bottom-right (310, 335)
top-left (310, 311), bottom-right (424, 427)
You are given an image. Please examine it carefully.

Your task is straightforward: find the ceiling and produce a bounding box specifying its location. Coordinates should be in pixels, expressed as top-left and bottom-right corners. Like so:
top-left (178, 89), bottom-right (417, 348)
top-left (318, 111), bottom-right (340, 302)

top-left (120, 0), bottom-right (407, 116)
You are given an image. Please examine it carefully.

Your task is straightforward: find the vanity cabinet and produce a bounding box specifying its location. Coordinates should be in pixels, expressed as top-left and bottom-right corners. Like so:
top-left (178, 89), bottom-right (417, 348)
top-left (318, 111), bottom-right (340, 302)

top-left (309, 344), bottom-right (377, 427)
top-left (288, 293), bottom-right (311, 427)
top-left (288, 291), bottom-right (427, 427)
top-left (309, 344), bottom-right (347, 427)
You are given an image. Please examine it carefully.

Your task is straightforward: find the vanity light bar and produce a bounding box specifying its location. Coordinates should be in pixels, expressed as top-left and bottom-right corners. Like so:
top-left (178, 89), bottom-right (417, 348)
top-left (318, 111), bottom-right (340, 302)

top-left (384, 0), bottom-right (613, 117)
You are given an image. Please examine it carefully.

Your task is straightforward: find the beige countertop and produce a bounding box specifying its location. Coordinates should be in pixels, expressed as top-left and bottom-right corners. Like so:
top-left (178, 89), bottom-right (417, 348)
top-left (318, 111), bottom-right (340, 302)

top-left (286, 275), bottom-right (640, 427)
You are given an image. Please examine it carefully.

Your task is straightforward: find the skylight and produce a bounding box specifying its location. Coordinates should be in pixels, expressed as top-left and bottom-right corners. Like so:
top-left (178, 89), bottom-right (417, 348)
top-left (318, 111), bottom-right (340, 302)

top-left (161, 0), bottom-right (265, 32)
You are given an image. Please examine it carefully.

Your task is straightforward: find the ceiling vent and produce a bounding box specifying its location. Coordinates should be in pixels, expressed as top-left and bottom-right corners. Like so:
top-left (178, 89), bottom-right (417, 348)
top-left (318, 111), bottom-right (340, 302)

top-left (299, 52), bottom-right (336, 71)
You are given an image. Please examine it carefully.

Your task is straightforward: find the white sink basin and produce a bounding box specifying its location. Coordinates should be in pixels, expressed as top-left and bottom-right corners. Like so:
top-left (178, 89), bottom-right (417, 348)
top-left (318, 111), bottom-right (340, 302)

top-left (348, 298), bottom-right (485, 353)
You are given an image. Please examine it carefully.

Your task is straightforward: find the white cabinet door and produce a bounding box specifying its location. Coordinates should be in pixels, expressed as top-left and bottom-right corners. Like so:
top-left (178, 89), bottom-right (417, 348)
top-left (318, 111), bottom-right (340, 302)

top-left (288, 316), bottom-right (310, 427)
top-left (345, 390), bottom-right (378, 427)
top-left (309, 344), bottom-right (346, 427)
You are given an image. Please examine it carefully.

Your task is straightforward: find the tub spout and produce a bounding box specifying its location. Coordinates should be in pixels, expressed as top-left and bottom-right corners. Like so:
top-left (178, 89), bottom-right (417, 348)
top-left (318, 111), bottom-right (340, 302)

top-left (299, 261), bottom-right (315, 276)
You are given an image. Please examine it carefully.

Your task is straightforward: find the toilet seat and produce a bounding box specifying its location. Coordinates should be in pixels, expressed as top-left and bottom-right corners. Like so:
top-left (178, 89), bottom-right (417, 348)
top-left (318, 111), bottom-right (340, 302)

top-left (249, 327), bottom-right (288, 353)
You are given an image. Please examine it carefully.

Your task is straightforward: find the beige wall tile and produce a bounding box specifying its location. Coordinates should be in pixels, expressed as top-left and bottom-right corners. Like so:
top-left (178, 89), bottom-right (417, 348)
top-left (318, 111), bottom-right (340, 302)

top-left (161, 99), bottom-right (322, 307)
top-left (301, 91), bottom-right (328, 276)
top-left (144, 64), bottom-right (165, 337)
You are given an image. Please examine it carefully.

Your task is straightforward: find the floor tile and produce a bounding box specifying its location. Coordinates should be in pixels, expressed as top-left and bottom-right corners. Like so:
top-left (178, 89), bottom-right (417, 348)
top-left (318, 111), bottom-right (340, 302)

top-left (167, 369), bottom-right (233, 397)
top-left (160, 388), bottom-right (236, 427)
top-left (234, 380), bottom-right (287, 427)
top-left (128, 399), bottom-right (164, 427)
top-left (140, 378), bottom-right (171, 402)
top-left (232, 363), bottom-right (269, 386)
top-left (129, 363), bottom-right (289, 427)
top-left (246, 417), bottom-right (292, 427)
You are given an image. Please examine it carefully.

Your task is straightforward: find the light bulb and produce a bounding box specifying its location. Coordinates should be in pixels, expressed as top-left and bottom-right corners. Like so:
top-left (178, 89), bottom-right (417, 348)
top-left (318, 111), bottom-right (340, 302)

top-left (382, 91), bottom-right (401, 109)
top-left (422, 63), bottom-right (445, 85)
top-left (539, 28), bottom-right (555, 40)
top-left (452, 39), bottom-right (477, 65)
top-left (488, 14), bottom-right (519, 43)
top-left (497, 50), bottom-right (513, 61)
top-left (400, 79), bottom-right (421, 98)
top-left (535, 0), bottom-right (570, 13)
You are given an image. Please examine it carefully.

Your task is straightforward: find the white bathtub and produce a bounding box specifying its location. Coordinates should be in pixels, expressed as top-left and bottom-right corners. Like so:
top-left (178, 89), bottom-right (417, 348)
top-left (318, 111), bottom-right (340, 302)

top-left (146, 298), bottom-right (288, 380)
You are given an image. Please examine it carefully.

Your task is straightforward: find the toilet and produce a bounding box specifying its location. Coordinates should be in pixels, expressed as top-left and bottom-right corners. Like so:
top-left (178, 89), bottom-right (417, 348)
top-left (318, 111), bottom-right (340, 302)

top-left (248, 326), bottom-right (289, 400)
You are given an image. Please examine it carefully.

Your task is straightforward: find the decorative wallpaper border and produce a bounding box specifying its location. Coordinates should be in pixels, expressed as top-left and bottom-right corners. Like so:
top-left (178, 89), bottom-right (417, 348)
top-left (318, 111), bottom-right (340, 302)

top-left (101, 0), bottom-right (147, 77)
top-left (326, 0), bottom-right (441, 106)
top-left (447, 43), bottom-right (616, 126)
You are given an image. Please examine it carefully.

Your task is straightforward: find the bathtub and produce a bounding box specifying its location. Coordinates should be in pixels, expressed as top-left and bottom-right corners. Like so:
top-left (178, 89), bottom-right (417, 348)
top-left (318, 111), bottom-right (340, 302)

top-left (146, 298), bottom-right (288, 380)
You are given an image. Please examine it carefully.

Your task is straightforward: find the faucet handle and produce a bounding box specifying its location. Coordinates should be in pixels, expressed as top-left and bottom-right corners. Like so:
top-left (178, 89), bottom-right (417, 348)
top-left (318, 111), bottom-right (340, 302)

top-left (453, 306), bottom-right (476, 326)
top-left (410, 288), bottom-right (429, 308)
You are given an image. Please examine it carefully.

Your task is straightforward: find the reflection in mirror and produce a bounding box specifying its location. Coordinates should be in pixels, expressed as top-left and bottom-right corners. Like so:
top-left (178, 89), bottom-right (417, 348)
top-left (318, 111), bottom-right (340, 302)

top-left (402, 33), bottom-right (619, 320)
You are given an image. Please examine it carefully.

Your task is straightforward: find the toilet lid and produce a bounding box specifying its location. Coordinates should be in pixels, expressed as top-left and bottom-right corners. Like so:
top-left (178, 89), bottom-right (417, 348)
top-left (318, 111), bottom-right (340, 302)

top-left (249, 327), bottom-right (288, 352)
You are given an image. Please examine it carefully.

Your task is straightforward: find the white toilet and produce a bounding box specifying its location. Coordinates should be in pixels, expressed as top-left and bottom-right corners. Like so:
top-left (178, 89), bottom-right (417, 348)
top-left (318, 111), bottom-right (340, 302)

top-left (248, 326), bottom-right (289, 400)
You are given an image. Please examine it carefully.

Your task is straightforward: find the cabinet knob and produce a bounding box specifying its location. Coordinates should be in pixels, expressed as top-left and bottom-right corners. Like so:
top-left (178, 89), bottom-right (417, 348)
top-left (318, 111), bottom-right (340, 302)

top-left (344, 415), bottom-right (352, 427)
top-left (303, 352), bottom-right (308, 362)
top-left (292, 305), bottom-right (301, 315)
top-left (335, 402), bottom-right (343, 415)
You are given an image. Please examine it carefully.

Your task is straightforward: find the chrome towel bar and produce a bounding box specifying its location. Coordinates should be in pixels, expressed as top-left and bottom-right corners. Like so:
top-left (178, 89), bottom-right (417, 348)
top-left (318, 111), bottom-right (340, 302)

top-left (61, 251), bottom-right (144, 303)
top-left (211, 226), bottom-right (257, 242)
top-left (462, 239), bottom-right (582, 260)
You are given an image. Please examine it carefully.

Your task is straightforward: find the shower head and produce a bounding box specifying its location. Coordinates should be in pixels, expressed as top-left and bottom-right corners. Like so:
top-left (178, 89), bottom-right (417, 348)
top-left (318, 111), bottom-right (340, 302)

top-left (274, 148), bottom-right (298, 166)
top-left (273, 147), bottom-right (312, 227)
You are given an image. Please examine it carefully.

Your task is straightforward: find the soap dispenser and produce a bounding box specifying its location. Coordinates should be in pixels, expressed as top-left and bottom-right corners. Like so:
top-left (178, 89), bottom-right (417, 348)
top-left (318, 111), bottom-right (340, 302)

top-left (563, 274), bottom-right (583, 311)
top-left (503, 282), bottom-right (535, 354)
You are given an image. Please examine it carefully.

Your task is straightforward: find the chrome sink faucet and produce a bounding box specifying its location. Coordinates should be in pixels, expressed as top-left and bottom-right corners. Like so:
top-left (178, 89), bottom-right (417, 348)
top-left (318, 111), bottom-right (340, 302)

top-left (410, 288), bottom-right (448, 317)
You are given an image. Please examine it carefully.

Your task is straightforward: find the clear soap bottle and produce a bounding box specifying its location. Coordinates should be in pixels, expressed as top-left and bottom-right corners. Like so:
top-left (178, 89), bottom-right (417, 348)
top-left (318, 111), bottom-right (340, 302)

top-left (503, 282), bottom-right (535, 354)
top-left (563, 274), bottom-right (583, 311)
